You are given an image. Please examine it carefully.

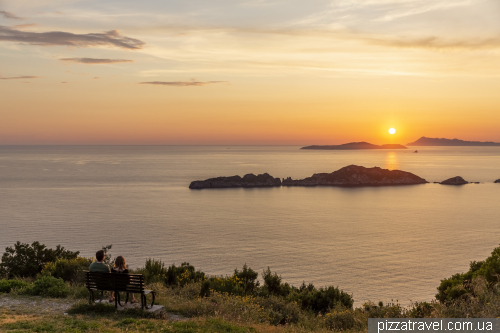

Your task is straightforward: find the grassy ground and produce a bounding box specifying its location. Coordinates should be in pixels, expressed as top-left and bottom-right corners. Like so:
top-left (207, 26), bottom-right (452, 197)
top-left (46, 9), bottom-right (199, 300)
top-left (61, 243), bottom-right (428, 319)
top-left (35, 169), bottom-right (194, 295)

top-left (1, 276), bottom-right (500, 332)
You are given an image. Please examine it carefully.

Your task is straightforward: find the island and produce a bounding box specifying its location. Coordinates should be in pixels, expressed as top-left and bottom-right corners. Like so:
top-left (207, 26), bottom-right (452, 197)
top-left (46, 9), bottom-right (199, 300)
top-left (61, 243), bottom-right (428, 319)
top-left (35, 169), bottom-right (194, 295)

top-left (495, 179), bottom-right (500, 183)
top-left (301, 142), bottom-right (407, 150)
top-left (439, 176), bottom-right (469, 185)
top-left (189, 173), bottom-right (281, 189)
top-left (282, 165), bottom-right (428, 187)
top-left (407, 137), bottom-right (500, 146)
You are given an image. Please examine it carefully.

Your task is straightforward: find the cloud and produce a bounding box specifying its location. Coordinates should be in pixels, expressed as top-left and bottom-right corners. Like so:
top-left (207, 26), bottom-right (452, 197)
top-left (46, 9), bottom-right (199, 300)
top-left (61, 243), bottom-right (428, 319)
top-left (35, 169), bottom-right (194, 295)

top-left (0, 26), bottom-right (145, 49)
top-left (60, 57), bottom-right (134, 64)
top-left (13, 23), bottom-right (38, 29)
top-left (366, 35), bottom-right (500, 50)
top-left (0, 11), bottom-right (24, 20)
top-left (0, 75), bottom-right (41, 80)
top-left (139, 81), bottom-right (228, 86)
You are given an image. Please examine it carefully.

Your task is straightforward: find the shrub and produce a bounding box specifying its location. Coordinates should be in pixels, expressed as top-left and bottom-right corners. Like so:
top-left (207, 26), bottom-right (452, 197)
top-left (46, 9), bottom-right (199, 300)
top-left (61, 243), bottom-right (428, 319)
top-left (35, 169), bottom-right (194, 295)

top-left (291, 285), bottom-right (354, 314)
top-left (0, 279), bottom-right (29, 293)
top-left (0, 241), bottom-right (79, 278)
top-left (206, 275), bottom-right (245, 296)
top-left (21, 275), bottom-right (70, 298)
top-left (234, 264), bottom-right (259, 295)
top-left (324, 309), bottom-right (357, 331)
top-left (165, 262), bottom-right (205, 287)
top-left (262, 267), bottom-right (282, 296)
top-left (437, 244), bottom-right (500, 303)
top-left (41, 257), bottom-right (91, 283)
top-left (257, 295), bottom-right (303, 325)
top-left (137, 258), bottom-right (167, 284)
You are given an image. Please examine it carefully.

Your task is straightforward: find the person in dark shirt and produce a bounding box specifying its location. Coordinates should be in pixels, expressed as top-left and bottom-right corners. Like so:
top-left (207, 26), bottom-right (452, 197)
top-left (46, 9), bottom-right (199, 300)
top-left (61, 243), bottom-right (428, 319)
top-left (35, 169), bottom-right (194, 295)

top-left (110, 256), bottom-right (138, 303)
top-left (89, 250), bottom-right (110, 273)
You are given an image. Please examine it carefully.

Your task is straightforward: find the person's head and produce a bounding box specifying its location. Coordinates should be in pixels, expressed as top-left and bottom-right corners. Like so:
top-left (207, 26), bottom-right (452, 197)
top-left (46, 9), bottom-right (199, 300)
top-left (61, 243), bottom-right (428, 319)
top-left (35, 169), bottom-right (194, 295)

top-left (96, 250), bottom-right (105, 262)
top-left (114, 256), bottom-right (127, 270)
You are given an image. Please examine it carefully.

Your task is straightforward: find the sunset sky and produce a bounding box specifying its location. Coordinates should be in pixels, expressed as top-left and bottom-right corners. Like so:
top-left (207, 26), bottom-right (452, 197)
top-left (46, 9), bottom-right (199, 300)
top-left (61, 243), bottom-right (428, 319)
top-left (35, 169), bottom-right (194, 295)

top-left (1, 0), bottom-right (500, 145)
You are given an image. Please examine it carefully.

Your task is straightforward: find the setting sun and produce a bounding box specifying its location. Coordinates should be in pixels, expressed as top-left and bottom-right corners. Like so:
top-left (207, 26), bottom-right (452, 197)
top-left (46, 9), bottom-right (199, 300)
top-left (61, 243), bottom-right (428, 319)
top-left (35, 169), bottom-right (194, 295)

top-left (389, 128), bottom-right (396, 135)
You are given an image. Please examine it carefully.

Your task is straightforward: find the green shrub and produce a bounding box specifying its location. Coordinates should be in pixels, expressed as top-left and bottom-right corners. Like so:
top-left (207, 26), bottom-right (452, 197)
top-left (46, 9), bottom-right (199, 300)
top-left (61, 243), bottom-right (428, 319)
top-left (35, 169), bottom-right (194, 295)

top-left (362, 301), bottom-right (405, 318)
top-left (437, 244), bottom-right (500, 303)
top-left (324, 309), bottom-right (357, 331)
top-left (137, 258), bottom-right (167, 284)
top-left (262, 267), bottom-right (283, 296)
top-left (41, 257), bottom-right (91, 283)
top-left (0, 279), bottom-right (29, 293)
top-left (234, 264), bottom-right (259, 295)
top-left (290, 285), bottom-right (354, 314)
top-left (0, 241), bottom-right (79, 278)
top-left (165, 262), bottom-right (205, 287)
top-left (21, 276), bottom-right (70, 298)
top-left (257, 295), bottom-right (303, 325)
top-left (206, 275), bottom-right (245, 296)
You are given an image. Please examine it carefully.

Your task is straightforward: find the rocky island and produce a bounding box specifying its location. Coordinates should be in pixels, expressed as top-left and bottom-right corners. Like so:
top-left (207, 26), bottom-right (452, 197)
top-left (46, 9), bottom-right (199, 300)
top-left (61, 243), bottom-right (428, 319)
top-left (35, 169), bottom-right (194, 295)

top-left (439, 176), bottom-right (469, 185)
top-left (301, 142), bottom-right (407, 150)
top-left (189, 173), bottom-right (281, 189)
top-left (407, 137), bottom-right (500, 146)
top-left (282, 165), bottom-right (428, 187)
top-left (494, 179), bottom-right (500, 183)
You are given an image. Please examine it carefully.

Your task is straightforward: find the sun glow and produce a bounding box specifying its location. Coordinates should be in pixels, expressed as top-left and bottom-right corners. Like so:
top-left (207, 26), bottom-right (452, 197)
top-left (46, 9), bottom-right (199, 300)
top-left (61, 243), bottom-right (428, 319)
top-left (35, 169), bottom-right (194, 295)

top-left (389, 128), bottom-right (396, 135)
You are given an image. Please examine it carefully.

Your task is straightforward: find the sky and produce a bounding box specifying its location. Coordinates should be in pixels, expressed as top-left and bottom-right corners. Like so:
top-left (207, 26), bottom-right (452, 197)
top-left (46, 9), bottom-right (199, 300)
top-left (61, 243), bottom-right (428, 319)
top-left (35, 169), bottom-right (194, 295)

top-left (1, 0), bottom-right (500, 145)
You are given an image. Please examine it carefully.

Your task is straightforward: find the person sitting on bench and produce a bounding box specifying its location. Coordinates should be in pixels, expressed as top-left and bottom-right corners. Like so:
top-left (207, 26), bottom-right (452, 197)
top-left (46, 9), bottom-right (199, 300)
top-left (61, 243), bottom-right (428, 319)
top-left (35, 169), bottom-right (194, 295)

top-left (109, 256), bottom-right (138, 304)
top-left (89, 250), bottom-right (110, 273)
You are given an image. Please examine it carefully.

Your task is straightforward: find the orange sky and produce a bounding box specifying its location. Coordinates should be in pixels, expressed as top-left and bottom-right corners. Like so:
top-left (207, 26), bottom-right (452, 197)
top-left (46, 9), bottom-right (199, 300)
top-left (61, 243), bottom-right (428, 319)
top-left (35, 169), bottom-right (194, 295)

top-left (1, 0), bottom-right (500, 145)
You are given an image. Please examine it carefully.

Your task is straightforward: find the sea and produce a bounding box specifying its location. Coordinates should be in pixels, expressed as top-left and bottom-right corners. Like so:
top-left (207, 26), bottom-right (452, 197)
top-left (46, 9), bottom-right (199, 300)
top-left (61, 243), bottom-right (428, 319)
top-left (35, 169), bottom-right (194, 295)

top-left (1, 145), bottom-right (499, 307)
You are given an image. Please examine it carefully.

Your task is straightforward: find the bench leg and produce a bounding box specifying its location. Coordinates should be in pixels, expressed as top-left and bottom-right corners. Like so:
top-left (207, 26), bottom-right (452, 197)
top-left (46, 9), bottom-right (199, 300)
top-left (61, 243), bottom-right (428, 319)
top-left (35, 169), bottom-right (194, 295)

top-left (88, 289), bottom-right (93, 304)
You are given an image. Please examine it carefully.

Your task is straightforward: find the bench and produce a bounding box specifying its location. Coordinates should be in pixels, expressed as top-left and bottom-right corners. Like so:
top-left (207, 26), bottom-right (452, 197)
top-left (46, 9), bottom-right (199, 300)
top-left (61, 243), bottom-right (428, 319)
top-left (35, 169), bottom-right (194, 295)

top-left (85, 271), bottom-right (156, 310)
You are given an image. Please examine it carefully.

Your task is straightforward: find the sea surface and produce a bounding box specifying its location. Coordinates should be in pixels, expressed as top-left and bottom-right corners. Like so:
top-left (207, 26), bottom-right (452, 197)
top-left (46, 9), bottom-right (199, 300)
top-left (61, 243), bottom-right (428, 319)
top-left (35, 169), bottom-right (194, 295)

top-left (1, 145), bottom-right (499, 306)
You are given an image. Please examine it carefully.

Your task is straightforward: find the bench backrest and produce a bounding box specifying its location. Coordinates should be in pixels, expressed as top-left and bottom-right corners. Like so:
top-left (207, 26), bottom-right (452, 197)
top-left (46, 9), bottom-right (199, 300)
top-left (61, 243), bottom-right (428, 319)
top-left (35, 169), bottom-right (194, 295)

top-left (85, 271), bottom-right (145, 293)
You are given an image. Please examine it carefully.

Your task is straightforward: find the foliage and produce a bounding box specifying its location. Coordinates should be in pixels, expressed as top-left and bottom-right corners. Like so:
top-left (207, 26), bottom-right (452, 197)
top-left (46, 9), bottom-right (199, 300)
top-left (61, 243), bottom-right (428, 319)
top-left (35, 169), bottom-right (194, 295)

top-left (0, 279), bottom-right (29, 293)
top-left (262, 267), bottom-right (283, 296)
top-left (136, 258), bottom-right (168, 284)
top-left (165, 262), bottom-right (205, 287)
top-left (100, 244), bottom-right (114, 267)
top-left (234, 264), bottom-right (259, 295)
top-left (41, 257), bottom-right (92, 283)
top-left (0, 241), bottom-right (79, 278)
top-left (257, 295), bottom-right (303, 325)
top-left (324, 308), bottom-right (358, 331)
top-left (436, 244), bottom-right (500, 303)
top-left (21, 275), bottom-right (70, 298)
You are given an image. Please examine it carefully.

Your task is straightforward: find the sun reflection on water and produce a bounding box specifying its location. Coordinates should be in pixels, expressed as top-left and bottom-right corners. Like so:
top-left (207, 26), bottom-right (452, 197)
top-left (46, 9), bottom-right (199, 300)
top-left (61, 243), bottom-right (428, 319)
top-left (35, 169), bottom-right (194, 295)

top-left (385, 152), bottom-right (399, 170)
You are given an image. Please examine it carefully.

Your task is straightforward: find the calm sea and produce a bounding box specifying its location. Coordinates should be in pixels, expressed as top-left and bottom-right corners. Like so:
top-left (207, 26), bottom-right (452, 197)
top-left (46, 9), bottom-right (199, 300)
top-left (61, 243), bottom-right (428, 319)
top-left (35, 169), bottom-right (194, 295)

top-left (1, 145), bottom-right (499, 306)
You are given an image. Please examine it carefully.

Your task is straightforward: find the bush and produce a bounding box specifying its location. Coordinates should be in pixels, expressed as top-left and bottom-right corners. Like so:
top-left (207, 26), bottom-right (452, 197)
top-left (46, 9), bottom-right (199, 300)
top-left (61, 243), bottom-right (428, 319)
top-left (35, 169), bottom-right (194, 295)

top-left (136, 258), bottom-right (167, 284)
top-left (41, 257), bottom-right (91, 283)
top-left (206, 275), bottom-right (245, 296)
top-left (437, 244), bottom-right (500, 303)
top-left (21, 276), bottom-right (70, 298)
top-left (0, 279), bottom-right (29, 293)
top-left (165, 262), bottom-right (205, 287)
top-left (0, 241), bottom-right (79, 278)
top-left (257, 295), bottom-right (303, 325)
top-left (324, 309), bottom-right (357, 331)
top-left (234, 264), bottom-right (259, 296)
top-left (291, 285), bottom-right (354, 314)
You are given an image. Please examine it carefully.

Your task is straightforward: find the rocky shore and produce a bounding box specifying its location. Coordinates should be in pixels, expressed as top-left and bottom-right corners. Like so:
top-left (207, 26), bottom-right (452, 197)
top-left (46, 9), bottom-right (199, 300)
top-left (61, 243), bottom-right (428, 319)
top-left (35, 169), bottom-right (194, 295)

top-left (282, 165), bottom-right (428, 187)
top-left (189, 173), bottom-right (281, 189)
top-left (439, 176), bottom-right (469, 185)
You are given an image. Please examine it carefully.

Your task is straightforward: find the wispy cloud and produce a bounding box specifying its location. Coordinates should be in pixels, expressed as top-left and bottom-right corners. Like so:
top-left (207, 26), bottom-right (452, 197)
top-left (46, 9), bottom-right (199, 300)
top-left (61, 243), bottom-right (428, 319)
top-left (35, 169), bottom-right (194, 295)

top-left (60, 57), bottom-right (134, 64)
top-left (139, 81), bottom-right (228, 86)
top-left (0, 75), bottom-right (41, 80)
top-left (0, 11), bottom-right (24, 20)
top-left (366, 35), bottom-right (500, 50)
top-left (13, 23), bottom-right (38, 29)
top-left (0, 26), bottom-right (145, 49)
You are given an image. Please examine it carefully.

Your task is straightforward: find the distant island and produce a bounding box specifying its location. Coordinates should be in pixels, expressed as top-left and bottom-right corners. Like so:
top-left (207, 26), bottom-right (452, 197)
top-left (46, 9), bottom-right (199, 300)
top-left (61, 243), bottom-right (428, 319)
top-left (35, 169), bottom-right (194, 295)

top-left (301, 142), bottom-right (407, 150)
top-left (189, 173), bottom-right (281, 189)
top-left (407, 137), bottom-right (500, 146)
top-left (189, 165), bottom-right (428, 189)
top-left (282, 165), bottom-right (427, 187)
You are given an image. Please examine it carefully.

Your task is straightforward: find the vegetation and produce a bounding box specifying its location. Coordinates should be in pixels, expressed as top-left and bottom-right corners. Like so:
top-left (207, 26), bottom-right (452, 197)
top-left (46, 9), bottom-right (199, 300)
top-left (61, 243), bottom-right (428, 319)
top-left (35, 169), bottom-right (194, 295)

top-left (0, 241), bottom-right (79, 278)
top-left (2, 241), bottom-right (500, 332)
top-left (436, 244), bottom-right (500, 303)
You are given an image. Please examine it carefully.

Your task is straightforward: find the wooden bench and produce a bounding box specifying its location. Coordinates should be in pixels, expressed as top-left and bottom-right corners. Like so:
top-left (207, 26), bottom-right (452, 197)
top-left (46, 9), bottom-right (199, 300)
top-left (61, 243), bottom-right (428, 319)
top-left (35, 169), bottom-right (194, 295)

top-left (85, 271), bottom-right (156, 310)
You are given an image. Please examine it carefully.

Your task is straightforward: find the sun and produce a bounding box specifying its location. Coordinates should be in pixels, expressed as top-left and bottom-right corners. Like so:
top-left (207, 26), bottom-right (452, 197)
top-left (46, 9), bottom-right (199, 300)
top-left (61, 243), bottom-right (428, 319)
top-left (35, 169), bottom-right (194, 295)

top-left (389, 128), bottom-right (396, 135)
